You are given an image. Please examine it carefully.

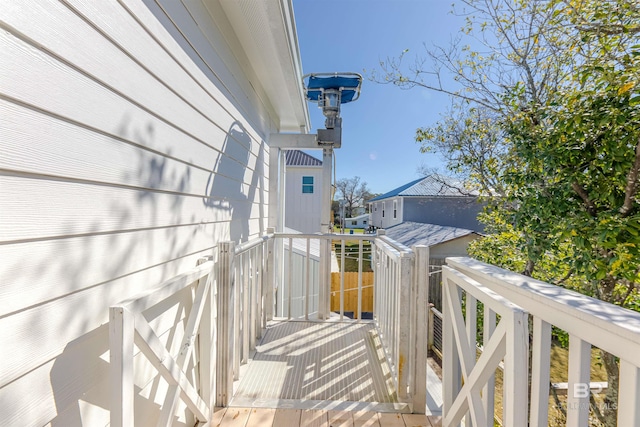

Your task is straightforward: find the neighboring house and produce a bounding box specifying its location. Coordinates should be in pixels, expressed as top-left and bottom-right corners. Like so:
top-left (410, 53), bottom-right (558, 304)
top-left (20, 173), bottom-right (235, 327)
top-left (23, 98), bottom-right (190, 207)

top-left (384, 221), bottom-right (482, 311)
top-left (0, 2), bottom-right (309, 426)
top-left (284, 150), bottom-right (323, 233)
top-left (343, 213), bottom-right (370, 229)
top-left (384, 222), bottom-right (481, 259)
top-left (368, 175), bottom-right (485, 232)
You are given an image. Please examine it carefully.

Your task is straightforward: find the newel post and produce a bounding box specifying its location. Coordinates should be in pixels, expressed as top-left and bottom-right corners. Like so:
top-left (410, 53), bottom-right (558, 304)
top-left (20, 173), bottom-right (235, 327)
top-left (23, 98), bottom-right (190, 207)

top-left (397, 249), bottom-right (414, 400)
top-left (265, 228), bottom-right (275, 322)
top-left (412, 245), bottom-right (429, 413)
top-left (196, 255), bottom-right (216, 411)
top-left (216, 241), bottom-right (235, 406)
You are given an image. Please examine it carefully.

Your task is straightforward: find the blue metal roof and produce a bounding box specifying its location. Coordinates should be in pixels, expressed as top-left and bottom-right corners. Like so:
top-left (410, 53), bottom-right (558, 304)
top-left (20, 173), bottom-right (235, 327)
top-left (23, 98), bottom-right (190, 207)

top-left (369, 175), bottom-right (478, 202)
top-left (368, 177), bottom-right (426, 202)
top-left (384, 221), bottom-right (480, 247)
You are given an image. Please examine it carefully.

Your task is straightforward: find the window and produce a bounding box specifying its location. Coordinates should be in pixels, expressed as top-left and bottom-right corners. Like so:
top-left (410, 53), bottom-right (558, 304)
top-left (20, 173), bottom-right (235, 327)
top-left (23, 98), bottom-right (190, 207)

top-left (351, 221), bottom-right (357, 226)
top-left (302, 176), bottom-right (314, 193)
top-left (363, 220), bottom-right (367, 225)
top-left (393, 201), bottom-right (397, 219)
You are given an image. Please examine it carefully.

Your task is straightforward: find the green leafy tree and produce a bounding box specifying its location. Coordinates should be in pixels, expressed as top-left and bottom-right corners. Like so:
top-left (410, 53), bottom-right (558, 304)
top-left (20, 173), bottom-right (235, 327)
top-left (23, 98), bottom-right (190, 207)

top-left (374, 0), bottom-right (640, 424)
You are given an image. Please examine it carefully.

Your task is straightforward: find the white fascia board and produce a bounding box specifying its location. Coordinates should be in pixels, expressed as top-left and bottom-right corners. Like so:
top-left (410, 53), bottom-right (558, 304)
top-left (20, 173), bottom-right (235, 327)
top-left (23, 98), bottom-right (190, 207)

top-left (269, 133), bottom-right (318, 148)
top-left (218, 0), bottom-right (310, 132)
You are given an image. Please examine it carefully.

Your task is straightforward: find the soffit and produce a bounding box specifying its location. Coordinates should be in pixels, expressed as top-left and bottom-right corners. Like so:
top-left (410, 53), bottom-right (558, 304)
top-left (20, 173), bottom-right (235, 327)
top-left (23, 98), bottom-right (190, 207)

top-left (217, 0), bottom-right (310, 132)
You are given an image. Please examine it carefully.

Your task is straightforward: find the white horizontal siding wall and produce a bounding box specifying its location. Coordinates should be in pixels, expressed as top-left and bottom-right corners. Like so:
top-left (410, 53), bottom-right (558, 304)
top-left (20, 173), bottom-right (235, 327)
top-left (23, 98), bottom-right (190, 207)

top-left (284, 167), bottom-right (322, 233)
top-left (0, 0), bottom-right (277, 425)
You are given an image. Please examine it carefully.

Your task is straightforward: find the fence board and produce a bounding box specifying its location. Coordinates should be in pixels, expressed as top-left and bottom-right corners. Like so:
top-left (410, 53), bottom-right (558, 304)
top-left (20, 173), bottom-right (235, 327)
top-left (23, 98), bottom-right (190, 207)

top-left (330, 272), bottom-right (374, 315)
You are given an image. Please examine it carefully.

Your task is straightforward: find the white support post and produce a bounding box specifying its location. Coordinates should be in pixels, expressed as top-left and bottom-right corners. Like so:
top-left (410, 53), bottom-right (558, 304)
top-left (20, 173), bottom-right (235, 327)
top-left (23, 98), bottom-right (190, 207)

top-left (397, 252), bottom-right (413, 400)
top-left (266, 228), bottom-right (275, 322)
top-left (340, 239), bottom-right (345, 320)
top-left (233, 260), bottom-right (241, 381)
top-left (502, 308), bottom-right (529, 427)
top-left (249, 248), bottom-right (257, 351)
top-left (443, 271), bottom-right (462, 427)
top-left (412, 245), bottom-right (429, 414)
top-left (427, 305), bottom-right (434, 351)
top-left (566, 335), bottom-right (591, 427)
top-left (319, 148), bottom-right (333, 320)
top-left (199, 259), bottom-right (216, 412)
top-left (464, 293), bottom-right (477, 427)
top-left (216, 242), bottom-right (235, 407)
top-left (242, 252), bottom-right (250, 363)
top-left (357, 239), bottom-right (363, 320)
top-left (482, 306), bottom-right (497, 427)
top-left (618, 360), bottom-right (640, 427)
top-left (287, 237), bottom-right (293, 319)
top-left (256, 243), bottom-right (264, 338)
top-left (109, 306), bottom-right (135, 427)
top-left (529, 317), bottom-right (552, 427)
top-left (305, 238), bottom-right (311, 320)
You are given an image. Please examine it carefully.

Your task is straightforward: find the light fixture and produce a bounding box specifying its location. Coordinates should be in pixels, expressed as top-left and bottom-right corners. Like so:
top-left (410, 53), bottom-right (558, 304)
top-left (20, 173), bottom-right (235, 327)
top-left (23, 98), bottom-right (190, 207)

top-left (303, 72), bottom-right (362, 147)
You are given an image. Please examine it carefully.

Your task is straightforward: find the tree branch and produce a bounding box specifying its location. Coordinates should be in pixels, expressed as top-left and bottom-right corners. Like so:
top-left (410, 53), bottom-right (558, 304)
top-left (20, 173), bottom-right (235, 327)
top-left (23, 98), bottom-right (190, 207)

top-left (620, 137), bottom-right (640, 217)
top-left (571, 181), bottom-right (598, 216)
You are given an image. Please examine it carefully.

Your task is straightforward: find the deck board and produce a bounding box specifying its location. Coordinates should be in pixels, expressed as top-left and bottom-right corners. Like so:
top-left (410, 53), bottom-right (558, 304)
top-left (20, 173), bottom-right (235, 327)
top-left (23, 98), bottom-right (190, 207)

top-left (231, 321), bottom-right (402, 411)
top-left (224, 320), bottom-right (443, 424)
top-left (211, 407), bottom-right (442, 426)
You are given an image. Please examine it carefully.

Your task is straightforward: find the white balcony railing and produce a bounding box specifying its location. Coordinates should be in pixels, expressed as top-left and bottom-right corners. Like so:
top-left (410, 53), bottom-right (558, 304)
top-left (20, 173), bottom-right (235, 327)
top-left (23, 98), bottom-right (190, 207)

top-left (108, 231), bottom-right (640, 426)
top-left (443, 257), bottom-right (640, 427)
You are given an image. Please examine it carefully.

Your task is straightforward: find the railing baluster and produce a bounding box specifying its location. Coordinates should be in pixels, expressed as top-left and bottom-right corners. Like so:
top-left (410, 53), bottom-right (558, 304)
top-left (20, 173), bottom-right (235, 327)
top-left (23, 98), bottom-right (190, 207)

top-left (217, 242), bottom-right (234, 406)
top-left (412, 245), bottom-right (429, 414)
top-left (265, 228), bottom-right (275, 322)
top-left (618, 359), bottom-right (640, 426)
top-left (566, 335), bottom-right (591, 427)
top-left (249, 247), bottom-right (256, 351)
top-left (357, 239), bottom-right (363, 320)
top-left (464, 293), bottom-right (477, 427)
top-left (443, 270), bottom-right (462, 427)
top-left (287, 237), bottom-right (293, 319)
top-left (109, 306), bottom-right (135, 427)
top-left (242, 252), bottom-right (250, 363)
top-left (529, 317), bottom-right (551, 427)
top-left (305, 238), bottom-right (310, 320)
top-left (503, 308), bottom-right (529, 427)
top-left (397, 252), bottom-right (413, 400)
top-left (257, 241), bottom-right (264, 338)
top-left (340, 239), bottom-right (345, 320)
top-left (483, 306), bottom-right (497, 426)
top-left (233, 254), bottom-right (241, 381)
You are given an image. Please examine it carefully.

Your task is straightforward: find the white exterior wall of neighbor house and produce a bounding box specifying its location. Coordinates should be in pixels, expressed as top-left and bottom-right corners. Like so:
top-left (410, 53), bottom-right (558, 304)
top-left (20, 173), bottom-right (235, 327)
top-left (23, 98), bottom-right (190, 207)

top-left (370, 197), bottom-right (403, 229)
top-left (0, 1), bottom-right (307, 426)
top-left (344, 213), bottom-right (370, 229)
top-left (429, 235), bottom-right (478, 258)
top-left (285, 165), bottom-right (323, 233)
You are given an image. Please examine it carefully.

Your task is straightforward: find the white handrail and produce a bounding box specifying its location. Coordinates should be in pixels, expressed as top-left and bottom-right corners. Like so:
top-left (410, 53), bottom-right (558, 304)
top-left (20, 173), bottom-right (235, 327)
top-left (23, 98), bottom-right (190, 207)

top-left (445, 256), bottom-right (640, 427)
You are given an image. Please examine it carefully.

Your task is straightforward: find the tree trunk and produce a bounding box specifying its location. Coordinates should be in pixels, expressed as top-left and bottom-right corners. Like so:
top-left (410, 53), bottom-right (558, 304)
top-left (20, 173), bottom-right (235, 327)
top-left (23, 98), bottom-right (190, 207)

top-left (600, 349), bottom-right (619, 427)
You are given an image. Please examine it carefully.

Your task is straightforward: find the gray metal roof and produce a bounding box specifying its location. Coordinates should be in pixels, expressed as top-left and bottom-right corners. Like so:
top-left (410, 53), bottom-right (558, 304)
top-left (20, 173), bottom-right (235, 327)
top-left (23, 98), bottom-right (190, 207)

top-left (369, 174), bottom-right (478, 201)
top-left (285, 150), bottom-right (322, 166)
top-left (383, 221), bottom-right (480, 247)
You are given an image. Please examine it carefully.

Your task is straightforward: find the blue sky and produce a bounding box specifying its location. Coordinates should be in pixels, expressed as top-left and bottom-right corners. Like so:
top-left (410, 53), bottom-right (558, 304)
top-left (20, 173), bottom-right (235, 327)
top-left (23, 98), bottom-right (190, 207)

top-left (293, 0), bottom-right (467, 195)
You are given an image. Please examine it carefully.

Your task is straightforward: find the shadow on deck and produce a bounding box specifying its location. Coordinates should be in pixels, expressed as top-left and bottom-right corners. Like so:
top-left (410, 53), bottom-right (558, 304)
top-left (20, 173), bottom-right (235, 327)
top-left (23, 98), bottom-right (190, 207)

top-left (229, 321), bottom-right (443, 416)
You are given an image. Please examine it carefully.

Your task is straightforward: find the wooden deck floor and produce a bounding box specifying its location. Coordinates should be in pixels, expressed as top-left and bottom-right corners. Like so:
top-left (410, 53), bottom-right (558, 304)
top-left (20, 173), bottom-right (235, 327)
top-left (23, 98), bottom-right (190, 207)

top-left (230, 321), bottom-right (404, 412)
top-left (223, 320), bottom-right (443, 426)
top-left (211, 407), bottom-right (442, 427)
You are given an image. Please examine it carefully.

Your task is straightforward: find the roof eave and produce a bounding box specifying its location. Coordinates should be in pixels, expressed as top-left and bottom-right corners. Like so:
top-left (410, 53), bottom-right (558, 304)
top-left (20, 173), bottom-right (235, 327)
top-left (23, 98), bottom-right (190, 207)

top-left (218, 0), bottom-right (310, 133)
